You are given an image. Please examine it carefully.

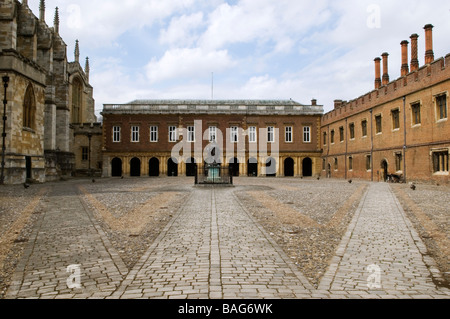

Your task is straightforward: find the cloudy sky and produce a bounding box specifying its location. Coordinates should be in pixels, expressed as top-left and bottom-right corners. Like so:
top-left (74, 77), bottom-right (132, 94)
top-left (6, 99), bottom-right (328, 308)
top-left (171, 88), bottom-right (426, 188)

top-left (30, 0), bottom-right (450, 116)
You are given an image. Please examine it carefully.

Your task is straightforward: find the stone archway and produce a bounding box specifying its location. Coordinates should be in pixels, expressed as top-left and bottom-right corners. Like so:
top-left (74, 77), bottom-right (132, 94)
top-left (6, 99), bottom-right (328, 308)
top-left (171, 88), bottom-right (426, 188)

top-left (302, 157), bottom-right (313, 177)
top-left (229, 158), bottom-right (240, 177)
top-left (168, 158), bottom-right (178, 177)
top-left (111, 158), bottom-right (123, 177)
top-left (130, 157), bottom-right (141, 177)
top-left (247, 158), bottom-right (258, 177)
top-left (186, 157), bottom-right (197, 177)
top-left (266, 157), bottom-right (276, 177)
top-left (149, 157), bottom-right (160, 177)
top-left (284, 158), bottom-right (294, 177)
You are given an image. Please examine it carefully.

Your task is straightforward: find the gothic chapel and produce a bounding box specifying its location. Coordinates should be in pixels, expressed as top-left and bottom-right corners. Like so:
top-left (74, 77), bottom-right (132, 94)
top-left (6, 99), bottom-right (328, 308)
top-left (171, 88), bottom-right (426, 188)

top-left (0, 0), bottom-right (101, 184)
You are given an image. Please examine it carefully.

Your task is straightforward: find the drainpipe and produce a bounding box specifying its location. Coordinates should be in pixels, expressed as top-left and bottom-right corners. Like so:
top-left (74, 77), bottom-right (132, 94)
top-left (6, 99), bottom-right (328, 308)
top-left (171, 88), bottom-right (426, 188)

top-left (345, 118), bottom-right (348, 180)
top-left (403, 96), bottom-right (407, 183)
top-left (370, 109), bottom-right (374, 182)
top-left (327, 125), bottom-right (330, 178)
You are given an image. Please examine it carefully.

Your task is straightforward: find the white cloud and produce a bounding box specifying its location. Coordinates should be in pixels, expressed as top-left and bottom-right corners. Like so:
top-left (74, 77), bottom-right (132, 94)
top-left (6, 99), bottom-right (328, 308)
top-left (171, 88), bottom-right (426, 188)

top-left (27, 0), bottom-right (450, 115)
top-left (145, 47), bottom-right (236, 83)
top-left (159, 12), bottom-right (205, 47)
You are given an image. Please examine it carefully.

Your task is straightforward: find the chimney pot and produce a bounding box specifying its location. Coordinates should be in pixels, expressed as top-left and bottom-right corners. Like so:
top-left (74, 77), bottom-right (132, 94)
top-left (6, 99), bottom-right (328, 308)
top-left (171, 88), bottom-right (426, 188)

top-left (401, 40), bottom-right (409, 76)
top-left (410, 34), bottom-right (419, 71)
top-left (381, 52), bottom-right (390, 85)
top-left (424, 24), bottom-right (434, 64)
top-left (374, 57), bottom-right (382, 89)
top-left (334, 100), bottom-right (343, 109)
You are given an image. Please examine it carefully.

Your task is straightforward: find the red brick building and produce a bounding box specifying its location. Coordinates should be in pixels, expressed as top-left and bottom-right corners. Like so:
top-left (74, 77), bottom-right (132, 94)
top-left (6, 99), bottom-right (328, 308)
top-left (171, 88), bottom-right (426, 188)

top-left (101, 100), bottom-right (324, 178)
top-left (321, 25), bottom-right (450, 184)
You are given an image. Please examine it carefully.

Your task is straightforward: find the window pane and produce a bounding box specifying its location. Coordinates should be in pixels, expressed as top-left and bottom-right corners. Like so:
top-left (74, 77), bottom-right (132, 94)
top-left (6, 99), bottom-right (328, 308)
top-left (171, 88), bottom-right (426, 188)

top-left (304, 127), bottom-right (311, 143)
top-left (169, 126), bottom-right (177, 142)
top-left (285, 127), bottom-right (292, 142)
top-left (249, 127), bottom-right (257, 143)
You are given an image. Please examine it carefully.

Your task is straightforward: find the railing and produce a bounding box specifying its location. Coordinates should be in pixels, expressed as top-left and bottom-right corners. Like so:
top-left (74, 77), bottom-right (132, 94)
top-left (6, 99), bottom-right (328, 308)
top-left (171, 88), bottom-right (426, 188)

top-left (195, 164), bottom-right (233, 185)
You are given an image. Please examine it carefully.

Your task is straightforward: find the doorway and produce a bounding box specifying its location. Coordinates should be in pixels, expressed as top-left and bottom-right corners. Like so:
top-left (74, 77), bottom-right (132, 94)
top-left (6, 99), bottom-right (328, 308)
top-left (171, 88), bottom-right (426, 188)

top-left (302, 157), bottom-right (313, 177)
top-left (381, 160), bottom-right (388, 182)
top-left (284, 158), bottom-right (294, 177)
top-left (25, 156), bottom-right (32, 179)
top-left (111, 158), bottom-right (123, 177)
top-left (229, 158), bottom-right (240, 177)
top-left (168, 158), bottom-right (178, 177)
top-left (149, 157), bottom-right (160, 177)
top-left (186, 157), bottom-right (197, 177)
top-left (266, 157), bottom-right (276, 177)
top-left (130, 158), bottom-right (141, 177)
top-left (247, 158), bottom-right (258, 177)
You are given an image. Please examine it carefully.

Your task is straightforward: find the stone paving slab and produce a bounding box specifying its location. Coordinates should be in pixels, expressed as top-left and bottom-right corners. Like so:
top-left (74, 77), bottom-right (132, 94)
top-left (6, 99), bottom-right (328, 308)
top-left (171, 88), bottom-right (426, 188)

top-left (6, 184), bottom-right (127, 299)
top-left (321, 183), bottom-right (450, 298)
top-left (112, 187), bottom-right (312, 299)
top-left (4, 179), bottom-right (450, 299)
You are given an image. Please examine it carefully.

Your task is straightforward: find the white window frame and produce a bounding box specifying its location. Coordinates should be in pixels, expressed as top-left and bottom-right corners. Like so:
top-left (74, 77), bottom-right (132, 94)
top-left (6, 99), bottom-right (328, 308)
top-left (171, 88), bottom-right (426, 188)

top-left (249, 126), bottom-right (257, 143)
top-left (150, 126), bottom-right (159, 142)
top-left (230, 126), bottom-right (239, 143)
top-left (187, 126), bottom-right (195, 142)
top-left (267, 126), bottom-right (275, 143)
top-left (113, 126), bottom-right (121, 143)
top-left (285, 126), bottom-right (293, 143)
top-left (131, 126), bottom-right (140, 143)
top-left (209, 126), bottom-right (217, 143)
top-left (169, 126), bottom-right (177, 142)
top-left (303, 126), bottom-right (311, 143)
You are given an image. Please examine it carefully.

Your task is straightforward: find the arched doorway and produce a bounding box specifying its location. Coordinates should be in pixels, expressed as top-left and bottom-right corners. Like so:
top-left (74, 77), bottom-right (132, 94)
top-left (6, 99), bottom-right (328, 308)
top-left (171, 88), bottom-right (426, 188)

top-left (247, 158), bottom-right (258, 177)
top-left (130, 158), bottom-right (141, 177)
top-left (186, 157), bottom-right (197, 177)
top-left (284, 158), bottom-right (294, 177)
top-left (168, 158), bottom-right (178, 177)
top-left (25, 156), bottom-right (32, 180)
top-left (266, 157), bottom-right (277, 177)
top-left (229, 158), bottom-right (239, 177)
top-left (381, 160), bottom-right (388, 182)
top-left (302, 157), bottom-right (313, 177)
top-left (149, 157), bottom-right (160, 177)
top-left (111, 158), bottom-right (122, 177)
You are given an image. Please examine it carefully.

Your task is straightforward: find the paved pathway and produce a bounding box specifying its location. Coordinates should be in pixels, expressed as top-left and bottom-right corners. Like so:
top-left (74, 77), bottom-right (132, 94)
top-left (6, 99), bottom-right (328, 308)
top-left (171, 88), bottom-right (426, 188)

top-left (5, 180), bottom-right (450, 299)
top-left (111, 187), bottom-right (312, 299)
top-left (320, 183), bottom-right (449, 298)
top-left (7, 184), bottom-right (127, 299)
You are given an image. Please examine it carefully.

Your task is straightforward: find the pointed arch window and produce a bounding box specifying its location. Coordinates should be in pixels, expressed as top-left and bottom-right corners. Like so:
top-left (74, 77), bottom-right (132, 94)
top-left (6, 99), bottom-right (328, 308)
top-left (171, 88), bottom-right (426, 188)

top-left (23, 84), bottom-right (36, 130)
top-left (72, 78), bottom-right (83, 123)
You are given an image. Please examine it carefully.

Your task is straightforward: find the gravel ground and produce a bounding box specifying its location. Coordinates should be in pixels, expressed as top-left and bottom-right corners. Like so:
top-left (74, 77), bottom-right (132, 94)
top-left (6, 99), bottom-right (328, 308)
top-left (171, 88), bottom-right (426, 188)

top-left (80, 178), bottom-right (193, 270)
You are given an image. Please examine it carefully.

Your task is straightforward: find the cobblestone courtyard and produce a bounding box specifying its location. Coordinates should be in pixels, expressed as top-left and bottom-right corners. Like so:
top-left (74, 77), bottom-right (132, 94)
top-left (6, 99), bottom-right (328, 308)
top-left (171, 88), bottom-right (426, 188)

top-left (0, 177), bottom-right (449, 299)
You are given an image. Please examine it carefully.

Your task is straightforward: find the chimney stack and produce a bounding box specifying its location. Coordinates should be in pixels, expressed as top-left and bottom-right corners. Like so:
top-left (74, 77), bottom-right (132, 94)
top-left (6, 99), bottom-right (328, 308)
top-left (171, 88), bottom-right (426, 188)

top-left (401, 41), bottom-right (409, 76)
top-left (424, 24), bottom-right (434, 64)
top-left (381, 52), bottom-right (389, 85)
top-left (334, 100), bottom-right (343, 109)
top-left (374, 57), bottom-right (382, 89)
top-left (410, 34), bottom-right (419, 71)
top-left (311, 99), bottom-right (317, 106)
